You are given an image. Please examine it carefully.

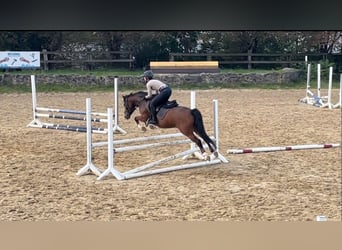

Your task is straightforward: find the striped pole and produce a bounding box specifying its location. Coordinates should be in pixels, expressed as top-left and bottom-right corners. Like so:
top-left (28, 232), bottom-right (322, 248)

top-left (41, 124), bottom-right (87, 133)
top-left (30, 122), bottom-right (107, 134)
top-left (35, 113), bottom-right (109, 123)
top-left (227, 143), bottom-right (340, 154)
top-left (35, 107), bottom-right (109, 117)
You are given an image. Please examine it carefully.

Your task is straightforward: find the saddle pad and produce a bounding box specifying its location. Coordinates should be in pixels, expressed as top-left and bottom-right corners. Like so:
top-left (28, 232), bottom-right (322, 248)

top-left (156, 100), bottom-right (178, 120)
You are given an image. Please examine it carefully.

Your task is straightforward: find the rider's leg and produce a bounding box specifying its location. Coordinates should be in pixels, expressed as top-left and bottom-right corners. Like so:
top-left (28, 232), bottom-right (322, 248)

top-left (148, 88), bottom-right (171, 127)
top-left (148, 103), bottom-right (157, 125)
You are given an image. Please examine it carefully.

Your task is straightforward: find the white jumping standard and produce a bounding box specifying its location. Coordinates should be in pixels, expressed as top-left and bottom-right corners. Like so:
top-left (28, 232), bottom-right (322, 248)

top-left (27, 75), bottom-right (127, 134)
top-left (77, 92), bottom-right (228, 181)
top-left (333, 73), bottom-right (341, 108)
top-left (227, 143), bottom-right (340, 154)
top-left (299, 64), bottom-right (341, 109)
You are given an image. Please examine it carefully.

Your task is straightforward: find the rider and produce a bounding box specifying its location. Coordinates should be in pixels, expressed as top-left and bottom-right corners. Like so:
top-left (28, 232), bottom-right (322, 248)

top-left (143, 70), bottom-right (172, 128)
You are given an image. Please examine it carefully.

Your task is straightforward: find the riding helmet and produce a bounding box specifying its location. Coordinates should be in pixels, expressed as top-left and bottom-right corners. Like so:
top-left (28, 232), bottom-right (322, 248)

top-left (143, 70), bottom-right (154, 79)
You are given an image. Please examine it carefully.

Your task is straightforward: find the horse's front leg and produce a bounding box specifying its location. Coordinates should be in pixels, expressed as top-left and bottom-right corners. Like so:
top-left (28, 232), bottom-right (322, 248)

top-left (134, 115), bottom-right (148, 132)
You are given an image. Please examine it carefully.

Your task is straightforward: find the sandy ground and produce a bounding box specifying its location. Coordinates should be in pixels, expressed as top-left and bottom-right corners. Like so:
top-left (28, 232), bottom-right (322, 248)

top-left (0, 88), bottom-right (341, 221)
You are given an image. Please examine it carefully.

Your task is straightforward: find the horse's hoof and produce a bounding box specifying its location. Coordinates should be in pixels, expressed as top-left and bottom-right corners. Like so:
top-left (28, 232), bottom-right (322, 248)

top-left (202, 152), bottom-right (209, 161)
top-left (138, 124), bottom-right (147, 132)
top-left (209, 154), bottom-right (217, 161)
top-left (193, 151), bottom-right (204, 160)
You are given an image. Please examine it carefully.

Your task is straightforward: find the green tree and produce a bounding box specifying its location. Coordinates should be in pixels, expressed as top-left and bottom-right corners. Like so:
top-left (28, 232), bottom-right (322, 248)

top-left (0, 31), bottom-right (63, 51)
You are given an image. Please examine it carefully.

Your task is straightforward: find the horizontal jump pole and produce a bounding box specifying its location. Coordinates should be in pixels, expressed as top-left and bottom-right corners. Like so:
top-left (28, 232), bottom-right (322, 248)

top-left (29, 75), bottom-right (126, 134)
top-left (123, 159), bottom-right (222, 180)
top-left (113, 138), bottom-right (192, 153)
top-left (227, 143), bottom-right (340, 154)
top-left (36, 107), bottom-right (110, 117)
top-left (122, 148), bottom-right (199, 175)
top-left (93, 134), bottom-right (216, 151)
top-left (30, 122), bottom-right (107, 134)
top-left (115, 132), bottom-right (184, 145)
top-left (92, 132), bottom-right (183, 147)
top-left (35, 113), bottom-right (110, 123)
top-left (40, 124), bottom-right (87, 133)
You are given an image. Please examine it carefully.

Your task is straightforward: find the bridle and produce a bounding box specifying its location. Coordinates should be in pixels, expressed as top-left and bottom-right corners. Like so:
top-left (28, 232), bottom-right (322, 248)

top-left (123, 93), bottom-right (148, 118)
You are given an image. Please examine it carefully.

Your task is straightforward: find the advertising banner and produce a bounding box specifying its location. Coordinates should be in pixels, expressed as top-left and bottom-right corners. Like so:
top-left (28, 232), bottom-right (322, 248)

top-left (0, 51), bottom-right (40, 68)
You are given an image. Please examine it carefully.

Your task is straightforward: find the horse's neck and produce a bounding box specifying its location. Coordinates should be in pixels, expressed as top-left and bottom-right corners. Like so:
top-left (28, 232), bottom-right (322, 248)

top-left (134, 92), bottom-right (146, 103)
top-left (133, 92), bottom-right (149, 112)
top-left (136, 98), bottom-right (149, 113)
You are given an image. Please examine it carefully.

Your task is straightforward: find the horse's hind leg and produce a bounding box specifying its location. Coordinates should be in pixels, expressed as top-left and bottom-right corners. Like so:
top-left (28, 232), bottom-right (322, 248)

top-left (203, 137), bottom-right (218, 157)
top-left (183, 132), bottom-right (211, 160)
top-left (186, 133), bottom-right (204, 153)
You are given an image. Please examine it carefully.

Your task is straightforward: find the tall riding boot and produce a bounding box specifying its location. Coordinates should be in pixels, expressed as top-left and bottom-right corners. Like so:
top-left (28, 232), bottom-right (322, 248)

top-left (148, 105), bottom-right (157, 128)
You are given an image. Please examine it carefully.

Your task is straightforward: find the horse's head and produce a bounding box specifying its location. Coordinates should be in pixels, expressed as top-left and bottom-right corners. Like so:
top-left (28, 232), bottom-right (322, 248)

top-left (122, 93), bottom-right (136, 119)
top-left (122, 91), bottom-right (147, 119)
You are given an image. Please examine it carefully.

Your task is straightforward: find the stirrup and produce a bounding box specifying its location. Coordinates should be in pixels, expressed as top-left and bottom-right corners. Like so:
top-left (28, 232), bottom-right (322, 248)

top-left (148, 124), bottom-right (158, 129)
top-left (147, 118), bottom-right (158, 128)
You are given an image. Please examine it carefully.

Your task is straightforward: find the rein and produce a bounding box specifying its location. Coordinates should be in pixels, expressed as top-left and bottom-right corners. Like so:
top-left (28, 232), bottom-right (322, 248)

top-left (126, 93), bottom-right (149, 115)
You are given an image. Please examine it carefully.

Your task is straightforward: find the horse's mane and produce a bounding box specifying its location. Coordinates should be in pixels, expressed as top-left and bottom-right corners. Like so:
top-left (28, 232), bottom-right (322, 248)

top-left (128, 91), bottom-right (156, 101)
top-left (134, 91), bottom-right (148, 96)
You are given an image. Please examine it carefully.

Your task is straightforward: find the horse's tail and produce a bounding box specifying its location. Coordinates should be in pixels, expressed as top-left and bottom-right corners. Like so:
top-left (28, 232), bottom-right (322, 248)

top-left (190, 108), bottom-right (217, 153)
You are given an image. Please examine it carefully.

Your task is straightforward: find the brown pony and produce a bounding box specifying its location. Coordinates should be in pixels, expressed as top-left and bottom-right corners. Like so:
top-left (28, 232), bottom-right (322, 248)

top-left (122, 91), bottom-right (218, 160)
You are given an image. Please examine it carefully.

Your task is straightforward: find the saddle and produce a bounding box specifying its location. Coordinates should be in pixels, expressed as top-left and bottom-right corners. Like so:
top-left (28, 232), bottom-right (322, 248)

top-left (149, 100), bottom-right (179, 120)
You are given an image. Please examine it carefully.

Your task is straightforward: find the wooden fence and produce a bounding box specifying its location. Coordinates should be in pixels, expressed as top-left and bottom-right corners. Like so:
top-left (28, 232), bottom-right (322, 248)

top-left (169, 51), bottom-right (342, 69)
top-left (41, 49), bottom-right (135, 70)
top-left (38, 49), bottom-right (342, 71)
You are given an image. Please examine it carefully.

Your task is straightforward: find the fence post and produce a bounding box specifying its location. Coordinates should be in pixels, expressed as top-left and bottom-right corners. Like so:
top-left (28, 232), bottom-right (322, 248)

top-left (88, 52), bottom-right (94, 70)
top-left (42, 49), bottom-right (48, 71)
top-left (247, 49), bottom-right (252, 69)
top-left (129, 54), bottom-right (135, 70)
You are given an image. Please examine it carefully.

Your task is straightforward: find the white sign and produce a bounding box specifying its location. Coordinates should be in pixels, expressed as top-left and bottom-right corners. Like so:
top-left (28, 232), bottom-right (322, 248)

top-left (0, 51), bottom-right (40, 68)
top-left (316, 215), bottom-right (327, 221)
